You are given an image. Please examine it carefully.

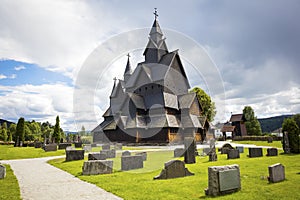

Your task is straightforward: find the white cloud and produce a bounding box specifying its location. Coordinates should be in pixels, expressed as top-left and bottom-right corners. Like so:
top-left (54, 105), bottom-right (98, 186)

top-left (0, 73), bottom-right (17, 79)
top-left (14, 65), bottom-right (26, 71)
top-left (0, 74), bottom-right (7, 79)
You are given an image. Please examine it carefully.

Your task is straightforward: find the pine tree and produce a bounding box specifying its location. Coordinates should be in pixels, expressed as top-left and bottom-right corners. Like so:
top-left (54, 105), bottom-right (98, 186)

top-left (2, 122), bottom-right (8, 142)
top-left (15, 117), bottom-right (25, 147)
top-left (52, 116), bottom-right (61, 143)
top-left (282, 117), bottom-right (300, 153)
top-left (243, 106), bottom-right (262, 135)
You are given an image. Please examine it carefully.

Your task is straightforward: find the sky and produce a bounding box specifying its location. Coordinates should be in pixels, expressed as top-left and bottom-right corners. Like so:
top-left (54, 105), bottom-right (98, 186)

top-left (0, 0), bottom-right (299, 131)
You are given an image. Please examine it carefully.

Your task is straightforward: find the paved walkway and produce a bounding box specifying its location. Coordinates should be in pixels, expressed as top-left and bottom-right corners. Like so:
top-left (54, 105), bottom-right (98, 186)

top-left (2, 156), bottom-right (122, 200)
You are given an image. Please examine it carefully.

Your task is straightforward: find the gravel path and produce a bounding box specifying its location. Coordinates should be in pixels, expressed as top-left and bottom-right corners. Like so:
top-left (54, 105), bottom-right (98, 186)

top-left (2, 157), bottom-right (122, 200)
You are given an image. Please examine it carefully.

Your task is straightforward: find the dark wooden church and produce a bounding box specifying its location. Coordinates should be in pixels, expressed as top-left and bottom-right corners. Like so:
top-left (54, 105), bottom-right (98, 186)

top-left (92, 12), bottom-right (210, 144)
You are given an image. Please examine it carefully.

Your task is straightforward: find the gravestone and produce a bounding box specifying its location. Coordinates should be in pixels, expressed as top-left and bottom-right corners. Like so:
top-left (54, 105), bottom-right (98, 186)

top-left (268, 163), bottom-right (285, 183)
top-left (44, 143), bottom-right (57, 152)
top-left (101, 149), bottom-right (116, 158)
top-left (236, 146), bottom-right (244, 153)
top-left (122, 151), bottom-right (131, 156)
top-left (74, 142), bottom-right (82, 148)
top-left (283, 132), bottom-right (290, 154)
top-left (266, 148), bottom-right (278, 156)
top-left (205, 164), bottom-right (241, 196)
top-left (208, 139), bottom-right (217, 161)
top-left (83, 144), bottom-right (92, 152)
top-left (114, 143), bottom-right (122, 150)
top-left (0, 164), bottom-right (6, 179)
top-left (121, 155), bottom-right (143, 171)
top-left (65, 150), bottom-right (84, 161)
top-left (136, 152), bottom-right (147, 161)
top-left (184, 137), bottom-right (196, 164)
top-left (58, 143), bottom-right (72, 150)
top-left (154, 160), bottom-right (194, 180)
top-left (174, 148), bottom-right (185, 157)
top-left (91, 143), bottom-right (97, 148)
top-left (34, 141), bottom-right (42, 148)
top-left (88, 153), bottom-right (106, 160)
top-left (227, 149), bottom-right (240, 159)
top-left (220, 143), bottom-right (234, 154)
top-left (102, 144), bottom-right (110, 150)
top-left (248, 147), bottom-right (263, 158)
top-left (66, 146), bottom-right (75, 150)
top-left (82, 160), bottom-right (113, 175)
top-left (267, 137), bottom-right (273, 143)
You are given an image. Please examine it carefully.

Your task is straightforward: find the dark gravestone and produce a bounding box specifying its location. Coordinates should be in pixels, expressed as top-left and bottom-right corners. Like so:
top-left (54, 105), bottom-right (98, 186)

top-left (114, 143), bottom-right (122, 150)
top-left (227, 149), bottom-right (240, 159)
top-left (248, 148), bottom-right (263, 158)
top-left (267, 148), bottom-right (278, 156)
top-left (174, 148), bottom-right (185, 157)
top-left (268, 163), bottom-right (285, 183)
top-left (101, 149), bottom-right (116, 158)
top-left (44, 143), bottom-right (57, 152)
top-left (154, 160), bottom-right (194, 180)
top-left (91, 143), bottom-right (97, 148)
top-left (267, 137), bottom-right (273, 143)
top-left (283, 132), bottom-right (290, 154)
top-left (205, 164), bottom-right (241, 196)
top-left (82, 160), bottom-right (113, 175)
top-left (74, 142), bottom-right (82, 148)
top-left (0, 164), bottom-right (6, 179)
top-left (121, 155), bottom-right (143, 171)
top-left (136, 152), bottom-right (147, 161)
top-left (122, 151), bottom-right (131, 156)
top-left (220, 143), bottom-right (234, 154)
top-left (88, 153), bottom-right (106, 160)
top-left (184, 137), bottom-right (196, 164)
top-left (236, 146), bottom-right (244, 153)
top-left (102, 144), bottom-right (110, 150)
top-left (208, 139), bottom-right (217, 162)
top-left (65, 150), bottom-right (84, 161)
top-left (34, 142), bottom-right (42, 148)
top-left (58, 143), bottom-right (72, 150)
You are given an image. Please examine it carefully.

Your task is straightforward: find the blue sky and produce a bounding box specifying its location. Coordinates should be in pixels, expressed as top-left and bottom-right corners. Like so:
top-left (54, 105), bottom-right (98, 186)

top-left (0, 0), bottom-right (299, 131)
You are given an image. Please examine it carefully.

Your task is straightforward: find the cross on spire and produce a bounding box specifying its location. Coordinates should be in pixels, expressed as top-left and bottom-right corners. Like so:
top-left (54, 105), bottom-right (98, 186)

top-left (113, 77), bottom-right (117, 81)
top-left (153, 8), bottom-right (158, 19)
top-left (127, 53), bottom-right (130, 58)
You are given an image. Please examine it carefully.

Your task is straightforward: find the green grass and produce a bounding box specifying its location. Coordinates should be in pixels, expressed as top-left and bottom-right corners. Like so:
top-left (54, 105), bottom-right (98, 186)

top-left (0, 145), bottom-right (66, 160)
top-left (0, 164), bottom-right (21, 200)
top-left (232, 140), bottom-right (282, 148)
top-left (48, 148), bottom-right (300, 200)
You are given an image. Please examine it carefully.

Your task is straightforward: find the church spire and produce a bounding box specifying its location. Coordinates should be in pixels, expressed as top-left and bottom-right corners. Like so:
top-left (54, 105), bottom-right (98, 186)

top-left (124, 53), bottom-right (132, 82)
top-left (143, 8), bottom-right (168, 63)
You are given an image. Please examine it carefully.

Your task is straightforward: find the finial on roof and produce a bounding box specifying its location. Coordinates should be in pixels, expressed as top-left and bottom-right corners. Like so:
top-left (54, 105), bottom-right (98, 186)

top-left (113, 77), bottom-right (117, 82)
top-left (153, 8), bottom-right (158, 20)
top-left (127, 53), bottom-right (131, 58)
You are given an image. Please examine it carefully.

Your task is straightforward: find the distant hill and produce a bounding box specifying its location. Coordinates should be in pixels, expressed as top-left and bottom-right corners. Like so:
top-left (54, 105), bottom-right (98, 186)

top-left (0, 119), bottom-right (15, 127)
top-left (258, 115), bottom-right (294, 133)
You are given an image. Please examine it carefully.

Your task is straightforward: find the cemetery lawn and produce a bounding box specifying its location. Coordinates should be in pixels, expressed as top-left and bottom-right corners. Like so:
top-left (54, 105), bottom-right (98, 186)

top-left (49, 148), bottom-right (300, 200)
top-left (0, 145), bottom-right (65, 160)
top-left (233, 140), bottom-right (282, 148)
top-left (0, 164), bottom-right (21, 200)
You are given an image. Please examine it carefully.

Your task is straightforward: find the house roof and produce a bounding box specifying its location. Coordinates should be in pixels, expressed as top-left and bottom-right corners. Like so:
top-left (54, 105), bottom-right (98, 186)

top-left (178, 93), bottom-right (196, 109)
top-left (221, 125), bottom-right (235, 132)
top-left (230, 114), bottom-right (244, 122)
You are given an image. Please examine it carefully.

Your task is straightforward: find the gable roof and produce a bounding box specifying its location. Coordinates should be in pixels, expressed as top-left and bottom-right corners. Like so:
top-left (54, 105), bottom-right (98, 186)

top-left (230, 114), bottom-right (244, 122)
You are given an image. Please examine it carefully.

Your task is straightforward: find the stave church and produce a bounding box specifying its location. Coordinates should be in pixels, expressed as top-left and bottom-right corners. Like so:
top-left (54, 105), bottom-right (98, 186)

top-left (92, 11), bottom-right (211, 144)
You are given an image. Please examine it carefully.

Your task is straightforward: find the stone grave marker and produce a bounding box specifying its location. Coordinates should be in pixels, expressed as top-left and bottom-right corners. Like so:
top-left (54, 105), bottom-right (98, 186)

top-left (268, 163), bottom-right (285, 183)
top-left (154, 160), bottom-right (194, 180)
top-left (174, 148), bottom-right (185, 157)
top-left (266, 148), bottom-right (278, 156)
top-left (91, 143), bottom-right (97, 148)
top-left (184, 137), bottom-right (196, 164)
top-left (122, 151), bottom-right (131, 156)
top-left (58, 143), bottom-right (72, 150)
top-left (102, 144), bottom-right (110, 150)
top-left (66, 146), bottom-right (75, 150)
top-left (74, 142), bottom-right (82, 148)
top-left (101, 149), bottom-right (116, 158)
top-left (205, 164), bottom-right (241, 196)
top-left (267, 137), bottom-right (273, 143)
top-left (236, 146), bottom-right (244, 153)
top-left (82, 160), bottom-right (113, 175)
top-left (136, 152), bottom-right (147, 161)
top-left (121, 155), bottom-right (143, 171)
top-left (248, 147), bottom-right (263, 158)
top-left (34, 141), bottom-right (42, 148)
top-left (208, 139), bottom-right (217, 161)
top-left (66, 150), bottom-right (84, 161)
top-left (220, 143), bottom-right (234, 154)
top-left (114, 143), bottom-right (122, 150)
top-left (88, 153), bottom-right (106, 160)
top-left (83, 144), bottom-right (92, 152)
top-left (44, 143), bottom-right (57, 152)
top-left (0, 164), bottom-right (6, 179)
top-left (227, 149), bottom-right (240, 159)
top-left (283, 132), bottom-right (290, 154)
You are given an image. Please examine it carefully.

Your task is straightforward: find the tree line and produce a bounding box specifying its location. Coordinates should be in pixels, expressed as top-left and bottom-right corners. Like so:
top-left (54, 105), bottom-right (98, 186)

top-left (0, 116), bottom-right (64, 146)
